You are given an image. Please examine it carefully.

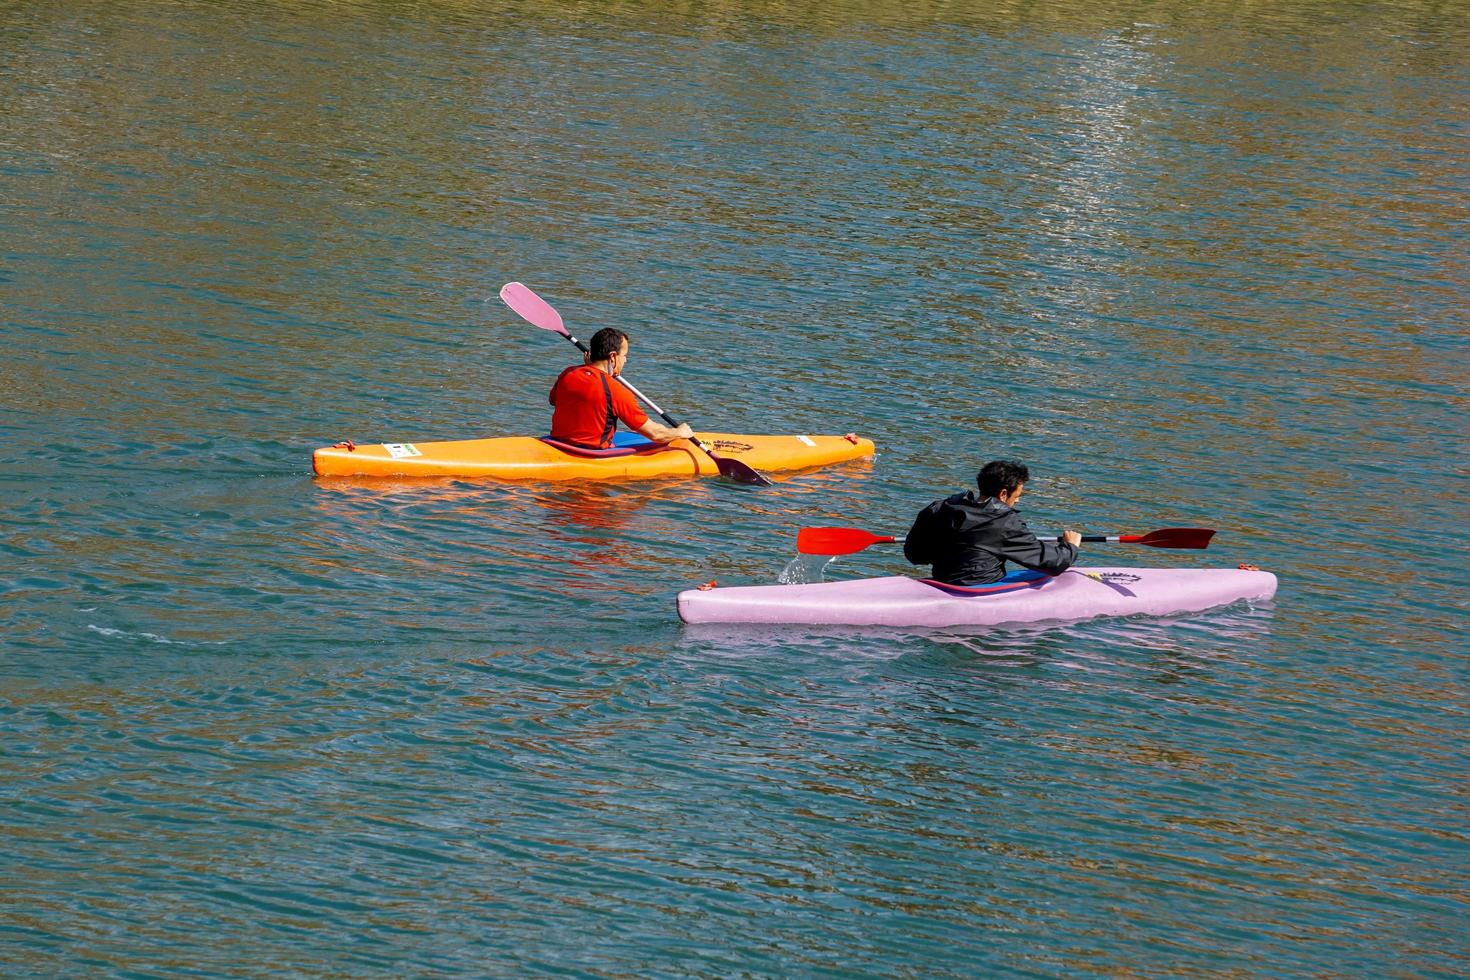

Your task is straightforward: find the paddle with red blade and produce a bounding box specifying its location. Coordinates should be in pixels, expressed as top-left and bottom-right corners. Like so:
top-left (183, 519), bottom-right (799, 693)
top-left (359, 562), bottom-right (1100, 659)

top-left (797, 526), bottom-right (1216, 556)
top-left (797, 527), bottom-right (899, 555)
top-left (498, 282), bottom-right (773, 487)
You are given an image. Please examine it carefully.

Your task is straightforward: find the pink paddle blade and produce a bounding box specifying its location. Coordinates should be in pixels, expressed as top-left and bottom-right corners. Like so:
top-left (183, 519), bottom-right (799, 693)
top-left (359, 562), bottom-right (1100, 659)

top-left (500, 282), bottom-right (567, 335)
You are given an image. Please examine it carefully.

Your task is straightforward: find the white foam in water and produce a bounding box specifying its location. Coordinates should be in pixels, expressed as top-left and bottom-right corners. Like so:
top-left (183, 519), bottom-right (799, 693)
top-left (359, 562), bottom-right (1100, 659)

top-left (777, 554), bottom-right (839, 585)
top-left (86, 625), bottom-right (227, 646)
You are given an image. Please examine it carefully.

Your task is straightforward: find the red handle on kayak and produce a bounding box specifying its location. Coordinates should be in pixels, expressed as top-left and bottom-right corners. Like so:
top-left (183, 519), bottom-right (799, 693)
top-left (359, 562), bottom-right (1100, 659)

top-left (498, 282), bottom-right (773, 486)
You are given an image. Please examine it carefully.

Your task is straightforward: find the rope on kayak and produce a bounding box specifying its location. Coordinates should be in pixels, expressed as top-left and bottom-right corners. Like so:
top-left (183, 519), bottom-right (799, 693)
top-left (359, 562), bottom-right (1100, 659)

top-left (697, 580), bottom-right (718, 591)
top-left (331, 440), bottom-right (356, 452)
top-left (1237, 563), bottom-right (1261, 571)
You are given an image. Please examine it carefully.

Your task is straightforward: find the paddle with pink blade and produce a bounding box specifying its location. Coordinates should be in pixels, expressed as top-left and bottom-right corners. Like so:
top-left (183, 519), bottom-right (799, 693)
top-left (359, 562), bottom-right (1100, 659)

top-left (498, 282), bottom-right (773, 486)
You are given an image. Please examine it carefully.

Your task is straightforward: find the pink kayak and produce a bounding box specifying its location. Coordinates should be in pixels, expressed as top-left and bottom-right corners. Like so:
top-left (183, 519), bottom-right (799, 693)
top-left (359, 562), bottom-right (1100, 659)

top-left (677, 567), bottom-right (1277, 627)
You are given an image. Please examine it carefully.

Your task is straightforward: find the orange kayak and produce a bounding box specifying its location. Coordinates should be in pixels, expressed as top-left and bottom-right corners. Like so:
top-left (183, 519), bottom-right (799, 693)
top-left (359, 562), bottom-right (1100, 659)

top-left (312, 433), bottom-right (875, 480)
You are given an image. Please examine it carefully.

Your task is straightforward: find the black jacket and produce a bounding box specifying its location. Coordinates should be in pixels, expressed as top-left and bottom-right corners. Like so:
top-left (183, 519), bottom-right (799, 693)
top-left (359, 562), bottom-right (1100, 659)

top-left (903, 491), bottom-right (1078, 586)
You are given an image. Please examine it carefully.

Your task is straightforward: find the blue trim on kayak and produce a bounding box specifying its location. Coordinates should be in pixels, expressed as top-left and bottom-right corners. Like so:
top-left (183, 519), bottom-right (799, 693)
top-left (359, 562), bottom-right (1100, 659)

top-left (611, 431), bottom-right (655, 448)
top-left (540, 431), bottom-right (661, 458)
top-left (920, 569), bottom-right (1052, 597)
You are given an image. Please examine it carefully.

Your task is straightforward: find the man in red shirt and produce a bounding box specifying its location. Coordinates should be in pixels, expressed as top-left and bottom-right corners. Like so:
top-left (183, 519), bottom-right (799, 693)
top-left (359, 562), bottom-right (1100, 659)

top-left (549, 328), bottom-right (695, 449)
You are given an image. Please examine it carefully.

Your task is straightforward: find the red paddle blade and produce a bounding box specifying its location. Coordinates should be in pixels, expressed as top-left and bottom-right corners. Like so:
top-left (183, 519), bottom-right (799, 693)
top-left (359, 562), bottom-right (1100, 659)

top-left (1128, 527), bottom-right (1216, 549)
top-left (500, 282), bottom-right (568, 335)
top-left (797, 526), bottom-right (896, 556)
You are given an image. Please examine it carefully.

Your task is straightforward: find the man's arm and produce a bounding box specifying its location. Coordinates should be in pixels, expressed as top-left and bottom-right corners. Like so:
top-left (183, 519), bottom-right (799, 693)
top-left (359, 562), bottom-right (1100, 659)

top-left (609, 379), bottom-right (691, 444)
top-left (635, 418), bottom-right (695, 444)
top-left (1000, 522), bottom-right (1080, 575)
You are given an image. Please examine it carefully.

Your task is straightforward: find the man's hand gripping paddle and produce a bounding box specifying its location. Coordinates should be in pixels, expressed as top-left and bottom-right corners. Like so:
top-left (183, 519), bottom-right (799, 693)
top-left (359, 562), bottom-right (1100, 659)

top-left (498, 282), bottom-right (773, 487)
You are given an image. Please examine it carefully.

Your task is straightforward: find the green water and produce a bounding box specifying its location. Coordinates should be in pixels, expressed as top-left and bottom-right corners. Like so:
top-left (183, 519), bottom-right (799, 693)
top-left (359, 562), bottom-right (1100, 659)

top-left (2, 0), bottom-right (1466, 975)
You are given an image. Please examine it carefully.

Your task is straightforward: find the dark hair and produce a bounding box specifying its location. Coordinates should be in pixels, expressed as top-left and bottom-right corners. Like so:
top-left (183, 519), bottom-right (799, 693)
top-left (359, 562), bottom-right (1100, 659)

top-left (589, 327), bottom-right (628, 362)
top-left (976, 460), bottom-right (1029, 498)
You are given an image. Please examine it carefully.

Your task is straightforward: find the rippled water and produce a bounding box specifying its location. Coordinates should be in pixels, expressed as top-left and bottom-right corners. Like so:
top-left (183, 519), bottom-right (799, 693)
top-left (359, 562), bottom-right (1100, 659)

top-left (3, 0), bottom-right (1467, 975)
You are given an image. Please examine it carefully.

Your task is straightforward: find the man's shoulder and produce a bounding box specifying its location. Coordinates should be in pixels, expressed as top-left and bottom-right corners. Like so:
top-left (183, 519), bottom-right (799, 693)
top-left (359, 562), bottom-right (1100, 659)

top-left (553, 365), bottom-right (598, 386)
top-left (996, 508), bottom-right (1032, 534)
top-left (914, 491), bottom-right (979, 524)
top-left (933, 490), bottom-right (982, 512)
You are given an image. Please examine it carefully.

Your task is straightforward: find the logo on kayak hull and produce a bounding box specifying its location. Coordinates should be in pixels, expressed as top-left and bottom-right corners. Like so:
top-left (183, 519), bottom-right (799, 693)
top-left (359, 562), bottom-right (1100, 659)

top-left (712, 440), bottom-right (754, 454)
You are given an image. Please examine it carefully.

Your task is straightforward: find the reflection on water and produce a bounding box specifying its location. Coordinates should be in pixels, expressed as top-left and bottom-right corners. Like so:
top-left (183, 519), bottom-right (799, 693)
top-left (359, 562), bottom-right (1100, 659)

top-left (677, 595), bottom-right (1278, 662)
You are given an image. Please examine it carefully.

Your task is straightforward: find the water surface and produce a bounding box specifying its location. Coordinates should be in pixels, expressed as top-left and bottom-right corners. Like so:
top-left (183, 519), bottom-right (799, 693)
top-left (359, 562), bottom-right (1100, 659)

top-left (2, 0), bottom-right (1467, 975)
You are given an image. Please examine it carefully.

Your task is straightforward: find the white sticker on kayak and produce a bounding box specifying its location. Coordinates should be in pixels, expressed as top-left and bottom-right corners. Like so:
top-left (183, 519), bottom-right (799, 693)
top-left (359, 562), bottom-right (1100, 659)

top-left (384, 443), bottom-right (422, 459)
top-left (798, 435), bottom-right (816, 447)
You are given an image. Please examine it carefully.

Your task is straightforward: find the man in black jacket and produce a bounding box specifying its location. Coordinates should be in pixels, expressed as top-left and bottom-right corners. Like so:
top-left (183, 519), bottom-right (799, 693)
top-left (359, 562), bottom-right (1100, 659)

top-left (903, 460), bottom-right (1082, 586)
